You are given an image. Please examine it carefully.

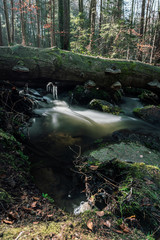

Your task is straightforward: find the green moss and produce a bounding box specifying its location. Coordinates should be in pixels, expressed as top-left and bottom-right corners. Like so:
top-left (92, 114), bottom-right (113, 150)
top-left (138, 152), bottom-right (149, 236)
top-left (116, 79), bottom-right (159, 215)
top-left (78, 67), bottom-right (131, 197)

top-left (0, 188), bottom-right (13, 203)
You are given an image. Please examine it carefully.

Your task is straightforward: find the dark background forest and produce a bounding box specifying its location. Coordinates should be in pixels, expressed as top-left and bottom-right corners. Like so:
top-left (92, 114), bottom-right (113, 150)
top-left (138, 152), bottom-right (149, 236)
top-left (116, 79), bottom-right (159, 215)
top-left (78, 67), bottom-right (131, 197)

top-left (0, 0), bottom-right (160, 64)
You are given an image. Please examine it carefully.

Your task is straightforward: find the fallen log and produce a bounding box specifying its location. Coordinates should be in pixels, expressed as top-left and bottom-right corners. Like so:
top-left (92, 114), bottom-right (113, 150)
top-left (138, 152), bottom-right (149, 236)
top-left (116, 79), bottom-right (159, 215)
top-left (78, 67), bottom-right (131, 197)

top-left (0, 45), bottom-right (160, 92)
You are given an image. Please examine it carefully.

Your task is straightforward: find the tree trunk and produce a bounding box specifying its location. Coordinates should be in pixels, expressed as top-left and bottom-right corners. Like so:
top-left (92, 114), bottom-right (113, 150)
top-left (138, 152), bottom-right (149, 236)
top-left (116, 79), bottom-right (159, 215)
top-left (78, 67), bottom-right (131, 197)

top-left (138, 0), bottom-right (146, 61)
top-left (50, 0), bottom-right (56, 47)
top-left (3, 0), bottom-right (11, 45)
top-left (58, 0), bottom-right (70, 50)
top-left (10, 0), bottom-right (15, 44)
top-left (19, 0), bottom-right (26, 46)
top-left (36, 0), bottom-right (41, 47)
top-left (58, 0), bottom-right (64, 49)
top-left (89, 0), bottom-right (96, 50)
top-left (79, 0), bottom-right (83, 16)
top-left (0, 45), bottom-right (160, 92)
top-left (0, 15), bottom-right (3, 46)
top-left (117, 0), bottom-right (123, 20)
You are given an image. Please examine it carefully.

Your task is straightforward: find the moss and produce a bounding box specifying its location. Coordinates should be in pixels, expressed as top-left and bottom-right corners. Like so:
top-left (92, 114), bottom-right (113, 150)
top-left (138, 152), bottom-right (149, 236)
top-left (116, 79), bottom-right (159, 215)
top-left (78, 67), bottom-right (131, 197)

top-left (0, 188), bottom-right (13, 203)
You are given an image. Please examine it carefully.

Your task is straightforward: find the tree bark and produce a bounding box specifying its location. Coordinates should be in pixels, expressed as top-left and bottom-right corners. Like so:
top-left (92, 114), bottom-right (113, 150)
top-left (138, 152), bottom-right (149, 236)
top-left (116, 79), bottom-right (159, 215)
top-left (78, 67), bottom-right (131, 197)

top-left (58, 0), bottom-right (70, 50)
top-left (89, 0), bottom-right (96, 50)
top-left (10, 0), bottom-right (15, 44)
top-left (3, 0), bottom-right (11, 45)
top-left (19, 0), bottom-right (26, 46)
top-left (0, 15), bottom-right (3, 46)
top-left (138, 0), bottom-right (146, 61)
top-left (0, 45), bottom-right (160, 92)
top-left (36, 0), bottom-right (41, 47)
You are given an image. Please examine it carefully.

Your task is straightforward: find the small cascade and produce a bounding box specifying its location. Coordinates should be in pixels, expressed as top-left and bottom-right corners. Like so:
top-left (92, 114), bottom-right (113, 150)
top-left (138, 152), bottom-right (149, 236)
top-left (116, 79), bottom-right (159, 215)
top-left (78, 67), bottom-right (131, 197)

top-left (46, 82), bottom-right (58, 100)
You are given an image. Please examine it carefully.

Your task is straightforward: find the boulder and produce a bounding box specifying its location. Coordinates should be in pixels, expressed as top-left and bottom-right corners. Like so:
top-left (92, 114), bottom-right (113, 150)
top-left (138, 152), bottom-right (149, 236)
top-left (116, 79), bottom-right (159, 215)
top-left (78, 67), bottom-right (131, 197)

top-left (133, 105), bottom-right (160, 125)
top-left (88, 99), bottom-right (121, 114)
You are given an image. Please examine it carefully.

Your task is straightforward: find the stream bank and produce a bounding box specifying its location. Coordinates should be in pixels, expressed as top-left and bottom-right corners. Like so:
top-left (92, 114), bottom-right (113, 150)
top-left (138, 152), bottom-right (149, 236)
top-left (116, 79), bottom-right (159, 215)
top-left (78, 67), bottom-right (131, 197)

top-left (0, 84), bottom-right (160, 239)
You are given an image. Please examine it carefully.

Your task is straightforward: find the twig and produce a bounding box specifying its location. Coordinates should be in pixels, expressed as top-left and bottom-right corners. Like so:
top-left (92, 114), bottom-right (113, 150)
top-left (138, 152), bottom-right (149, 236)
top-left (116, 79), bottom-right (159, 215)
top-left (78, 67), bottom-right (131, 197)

top-left (69, 145), bottom-right (81, 159)
top-left (96, 172), bottom-right (118, 188)
top-left (15, 231), bottom-right (24, 240)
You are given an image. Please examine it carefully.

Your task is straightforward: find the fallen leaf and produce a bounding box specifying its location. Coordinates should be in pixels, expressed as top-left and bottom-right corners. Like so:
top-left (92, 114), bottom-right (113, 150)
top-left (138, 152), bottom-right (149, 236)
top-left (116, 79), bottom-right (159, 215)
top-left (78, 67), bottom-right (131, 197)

top-left (89, 165), bottom-right (99, 171)
top-left (47, 214), bottom-right (53, 218)
top-left (31, 201), bottom-right (37, 208)
top-left (103, 220), bottom-right (111, 228)
top-left (33, 196), bottom-right (40, 201)
top-left (87, 219), bottom-right (93, 231)
top-left (22, 206), bottom-right (32, 212)
top-left (96, 211), bottom-right (104, 217)
top-left (36, 209), bottom-right (42, 215)
top-left (3, 219), bottom-right (14, 224)
top-left (120, 223), bottom-right (131, 233)
top-left (126, 215), bottom-right (136, 220)
top-left (112, 228), bottom-right (123, 234)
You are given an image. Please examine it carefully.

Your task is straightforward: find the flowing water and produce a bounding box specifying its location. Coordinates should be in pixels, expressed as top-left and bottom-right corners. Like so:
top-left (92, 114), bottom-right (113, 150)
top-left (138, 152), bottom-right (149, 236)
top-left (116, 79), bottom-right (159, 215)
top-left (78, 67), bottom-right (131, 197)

top-left (24, 90), bottom-right (160, 213)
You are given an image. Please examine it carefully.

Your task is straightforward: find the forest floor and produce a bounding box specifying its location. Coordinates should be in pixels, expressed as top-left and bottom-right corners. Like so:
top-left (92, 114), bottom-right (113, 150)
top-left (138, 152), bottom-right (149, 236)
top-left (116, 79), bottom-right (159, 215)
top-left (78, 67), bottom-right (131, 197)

top-left (0, 90), bottom-right (160, 240)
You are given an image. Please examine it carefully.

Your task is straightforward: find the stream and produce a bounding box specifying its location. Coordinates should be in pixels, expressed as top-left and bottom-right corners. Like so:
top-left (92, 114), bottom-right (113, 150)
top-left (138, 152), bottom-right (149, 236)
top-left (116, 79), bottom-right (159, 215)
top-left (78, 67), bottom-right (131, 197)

top-left (23, 89), bottom-right (160, 213)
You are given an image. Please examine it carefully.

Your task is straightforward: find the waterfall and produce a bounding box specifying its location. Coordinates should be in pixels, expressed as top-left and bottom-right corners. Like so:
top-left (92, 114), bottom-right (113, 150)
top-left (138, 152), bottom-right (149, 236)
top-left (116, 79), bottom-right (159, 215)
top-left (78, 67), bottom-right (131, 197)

top-left (46, 82), bottom-right (58, 100)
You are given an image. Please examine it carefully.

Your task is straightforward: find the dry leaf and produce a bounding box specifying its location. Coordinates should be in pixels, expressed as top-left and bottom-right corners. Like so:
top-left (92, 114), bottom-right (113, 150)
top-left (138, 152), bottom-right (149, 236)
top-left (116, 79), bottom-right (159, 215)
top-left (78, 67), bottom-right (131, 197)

top-left (31, 201), bottom-right (37, 208)
top-left (96, 211), bottom-right (104, 217)
top-left (36, 209), bottom-right (42, 215)
top-left (22, 206), bottom-right (32, 212)
top-left (103, 220), bottom-right (111, 228)
top-left (3, 219), bottom-right (14, 224)
top-left (47, 214), bottom-right (53, 218)
top-left (112, 228), bottom-right (123, 234)
top-left (33, 196), bottom-right (40, 201)
top-left (89, 165), bottom-right (99, 171)
top-left (120, 223), bottom-right (131, 233)
top-left (87, 219), bottom-right (93, 231)
top-left (126, 215), bottom-right (136, 220)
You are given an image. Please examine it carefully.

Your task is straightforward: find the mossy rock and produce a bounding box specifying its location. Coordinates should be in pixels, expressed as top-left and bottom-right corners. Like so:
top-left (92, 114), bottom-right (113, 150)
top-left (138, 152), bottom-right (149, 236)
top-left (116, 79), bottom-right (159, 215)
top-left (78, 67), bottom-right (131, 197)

top-left (138, 90), bottom-right (159, 105)
top-left (73, 85), bottom-right (111, 105)
top-left (88, 99), bottom-right (121, 115)
top-left (133, 105), bottom-right (160, 125)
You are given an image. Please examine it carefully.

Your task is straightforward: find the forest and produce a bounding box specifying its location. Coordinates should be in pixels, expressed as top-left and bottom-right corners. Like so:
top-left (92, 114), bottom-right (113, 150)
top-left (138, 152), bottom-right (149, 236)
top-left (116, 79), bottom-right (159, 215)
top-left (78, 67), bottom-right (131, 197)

top-left (0, 0), bottom-right (160, 63)
top-left (0, 1), bottom-right (160, 240)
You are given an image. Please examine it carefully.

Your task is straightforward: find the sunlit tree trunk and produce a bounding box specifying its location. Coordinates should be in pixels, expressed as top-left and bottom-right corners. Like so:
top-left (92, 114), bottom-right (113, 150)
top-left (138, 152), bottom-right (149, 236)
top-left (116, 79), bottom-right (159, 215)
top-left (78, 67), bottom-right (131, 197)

top-left (3, 0), bottom-right (11, 45)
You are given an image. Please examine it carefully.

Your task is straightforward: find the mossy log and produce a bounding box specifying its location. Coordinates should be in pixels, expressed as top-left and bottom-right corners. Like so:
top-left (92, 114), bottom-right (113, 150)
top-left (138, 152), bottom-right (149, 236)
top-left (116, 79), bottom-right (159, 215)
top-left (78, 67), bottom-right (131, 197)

top-left (0, 45), bottom-right (160, 91)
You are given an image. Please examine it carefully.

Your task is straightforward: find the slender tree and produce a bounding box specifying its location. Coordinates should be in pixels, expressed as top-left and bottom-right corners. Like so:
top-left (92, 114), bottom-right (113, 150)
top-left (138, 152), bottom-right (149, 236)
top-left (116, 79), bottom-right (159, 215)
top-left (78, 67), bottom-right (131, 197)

top-left (3, 0), bottom-right (11, 45)
top-left (0, 15), bottom-right (3, 46)
top-left (50, 0), bottom-right (56, 47)
top-left (10, 0), bottom-right (14, 44)
top-left (89, 0), bottom-right (96, 50)
top-left (138, 0), bottom-right (146, 61)
top-left (36, 0), bottom-right (41, 47)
